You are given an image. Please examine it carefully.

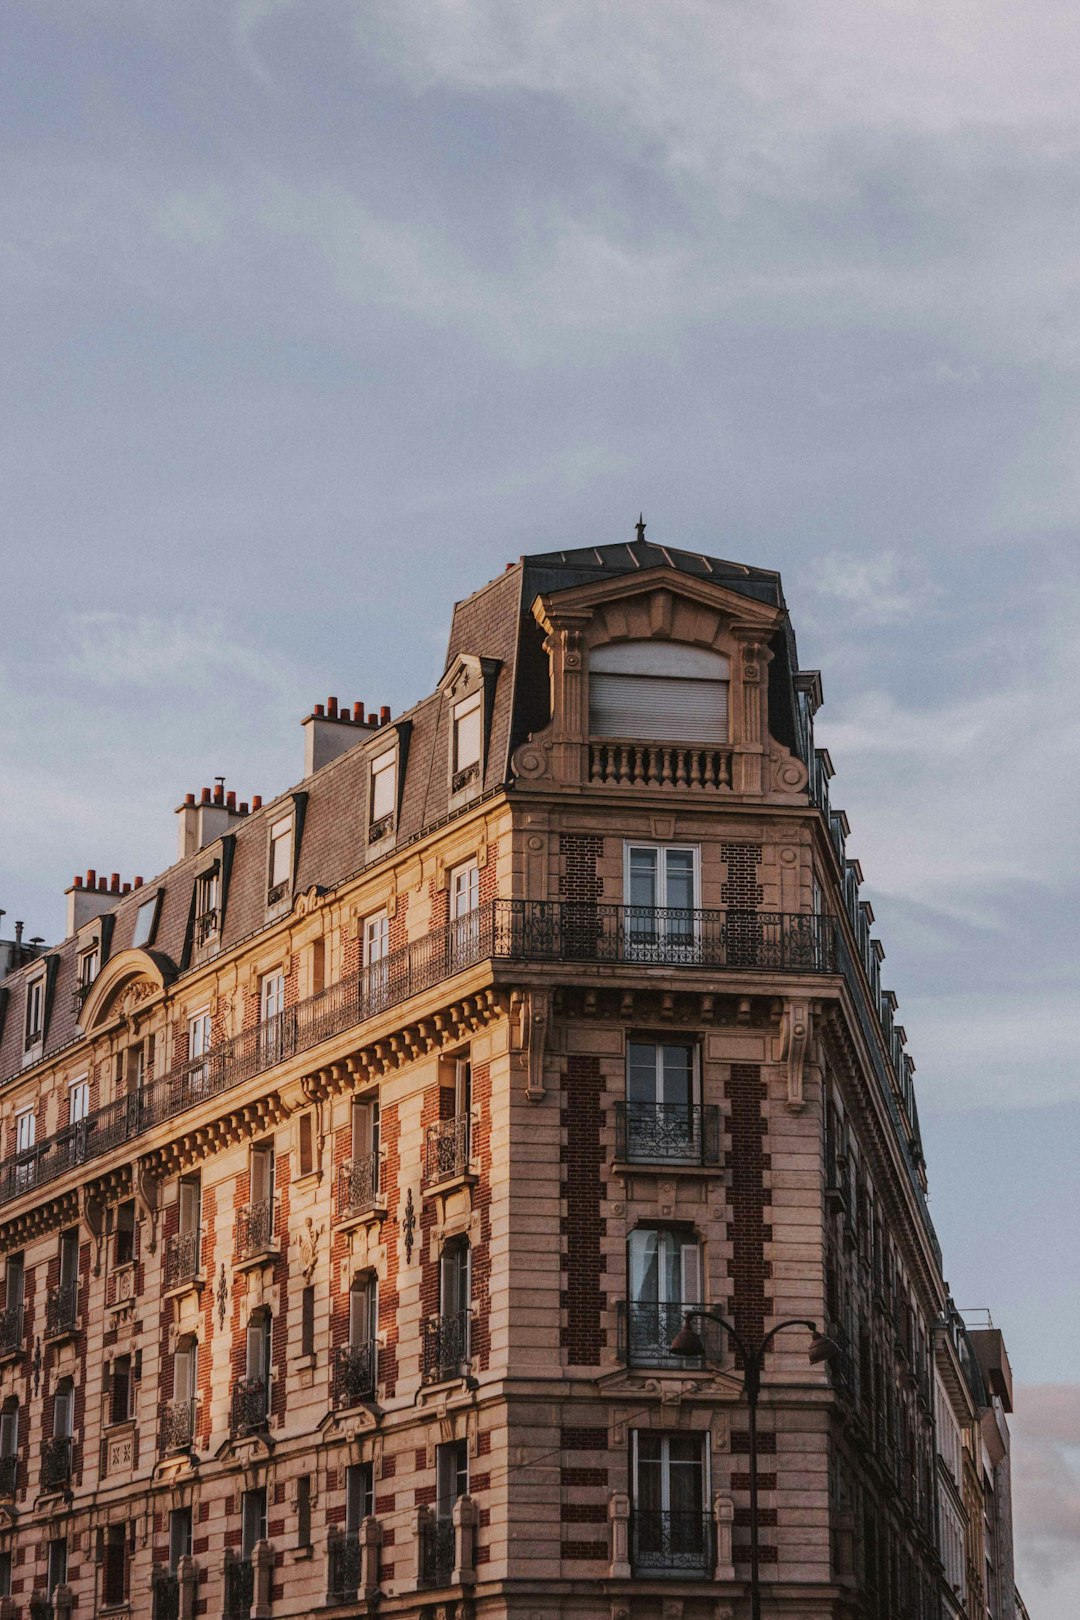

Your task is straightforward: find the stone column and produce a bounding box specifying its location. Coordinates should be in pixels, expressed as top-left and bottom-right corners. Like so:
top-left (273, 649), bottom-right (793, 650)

top-left (608, 1490), bottom-right (631, 1579)
top-left (713, 1493), bottom-right (735, 1580)
top-left (359, 1514), bottom-right (383, 1598)
top-left (177, 1555), bottom-right (198, 1620)
top-left (252, 1539), bottom-right (274, 1619)
top-left (453, 1492), bottom-right (478, 1585)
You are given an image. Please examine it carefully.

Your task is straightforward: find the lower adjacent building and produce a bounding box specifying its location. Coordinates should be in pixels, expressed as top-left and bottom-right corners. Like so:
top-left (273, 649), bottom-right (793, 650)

top-left (0, 539), bottom-right (1023, 1619)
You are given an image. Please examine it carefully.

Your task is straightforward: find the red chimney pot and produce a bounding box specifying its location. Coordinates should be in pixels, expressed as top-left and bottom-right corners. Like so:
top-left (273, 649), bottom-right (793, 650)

top-left (111, 873), bottom-right (120, 890)
top-left (226, 791), bottom-right (236, 810)
top-left (122, 882), bottom-right (131, 894)
top-left (185, 792), bottom-right (196, 806)
top-left (86, 869), bottom-right (96, 887)
top-left (328, 696), bottom-right (338, 717)
top-left (239, 801), bottom-right (249, 815)
top-left (252, 795), bottom-right (263, 811)
top-left (213, 783), bottom-right (224, 805)
top-left (201, 787), bottom-right (211, 804)
top-left (353, 702), bottom-right (364, 722)
top-left (134, 876), bottom-right (144, 888)
top-left (314, 704), bottom-right (325, 717)
top-left (98, 877), bottom-right (107, 892)
top-left (380, 705), bottom-right (391, 724)
top-left (74, 876), bottom-right (83, 889)
top-left (367, 713), bottom-right (377, 726)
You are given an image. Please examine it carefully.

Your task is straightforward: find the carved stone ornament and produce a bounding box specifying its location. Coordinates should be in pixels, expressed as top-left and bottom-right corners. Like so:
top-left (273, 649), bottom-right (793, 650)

top-left (401, 1189), bottom-right (417, 1265)
top-left (293, 885), bottom-right (322, 918)
top-left (512, 988), bottom-right (550, 1103)
top-left (295, 1217), bottom-right (323, 1283)
top-left (217, 1265), bottom-right (229, 1332)
top-left (774, 1000), bottom-right (811, 1112)
top-left (118, 978), bottom-right (157, 1017)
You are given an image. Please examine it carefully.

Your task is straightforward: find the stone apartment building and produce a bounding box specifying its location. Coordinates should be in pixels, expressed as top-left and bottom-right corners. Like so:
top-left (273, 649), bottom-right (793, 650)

top-left (0, 538), bottom-right (1022, 1620)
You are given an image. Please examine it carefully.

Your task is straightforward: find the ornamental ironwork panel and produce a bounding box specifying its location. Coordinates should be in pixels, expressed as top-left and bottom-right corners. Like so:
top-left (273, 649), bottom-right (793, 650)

top-left (326, 1530), bottom-right (362, 1602)
top-left (333, 1342), bottom-right (376, 1408)
top-left (151, 1567), bottom-right (180, 1620)
top-left (419, 1515), bottom-right (455, 1587)
top-left (40, 1434), bottom-right (72, 1492)
top-left (28, 1596), bottom-right (53, 1620)
top-left (631, 1509), bottom-right (713, 1575)
top-left (614, 1102), bottom-right (721, 1166)
top-left (337, 1155), bottom-right (379, 1220)
top-left (234, 1199), bottom-right (274, 1261)
top-left (165, 1229), bottom-right (200, 1290)
top-left (230, 1377), bottom-right (267, 1434)
top-left (617, 1301), bottom-right (713, 1369)
top-left (44, 1280), bottom-right (77, 1338)
top-left (223, 1553), bottom-right (254, 1620)
top-left (0, 1453), bottom-right (16, 1497)
top-left (0, 1304), bottom-right (23, 1357)
top-left (422, 1311), bottom-right (470, 1384)
top-left (162, 1399), bottom-right (195, 1453)
top-left (423, 1116), bottom-right (470, 1187)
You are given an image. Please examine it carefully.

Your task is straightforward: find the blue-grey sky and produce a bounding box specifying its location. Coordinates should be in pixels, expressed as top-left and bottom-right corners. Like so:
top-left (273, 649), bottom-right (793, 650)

top-left (2, 2), bottom-right (1078, 1607)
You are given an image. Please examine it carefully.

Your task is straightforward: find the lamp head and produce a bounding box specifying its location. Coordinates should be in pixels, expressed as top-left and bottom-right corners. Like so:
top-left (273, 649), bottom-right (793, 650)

top-left (808, 1331), bottom-right (842, 1366)
top-left (669, 1316), bottom-right (706, 1359)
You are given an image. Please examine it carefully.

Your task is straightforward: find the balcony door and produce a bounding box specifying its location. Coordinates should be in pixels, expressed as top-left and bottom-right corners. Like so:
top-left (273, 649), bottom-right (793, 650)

top-left (625, 845), bottom-right (698, 961)
top-left (625, 1040), bottom-right (697, 1162)
top-left (449, 860), bottom-right (481, 971)
top-left (632, 1432), bottom-right (709, 1573)
top-left (627, 1229), bottom-right (701, 1365)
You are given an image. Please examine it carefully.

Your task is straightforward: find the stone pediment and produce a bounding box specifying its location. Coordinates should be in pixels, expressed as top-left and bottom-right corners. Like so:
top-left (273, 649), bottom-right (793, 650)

top-left (78, 948), bottom-right (174, 1032)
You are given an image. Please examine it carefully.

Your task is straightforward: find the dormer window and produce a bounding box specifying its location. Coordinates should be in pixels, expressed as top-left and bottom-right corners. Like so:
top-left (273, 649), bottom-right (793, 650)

top-left (131, 890), bottom-right (162, 949)
top-left (73, 946), bottom-right (98, 1013)
top-left (268, 818), bottom-right (293, 907)
top-left (452, 692), bottom-right (483, 793)
top-left (194, 866), bottom-right (220, 947)
top-left (589, 641), bottom-right (729, 744)
top-left (24, 976), bottom-right (45, 1050)
top-left (369, 751), bottom-right (397, 844)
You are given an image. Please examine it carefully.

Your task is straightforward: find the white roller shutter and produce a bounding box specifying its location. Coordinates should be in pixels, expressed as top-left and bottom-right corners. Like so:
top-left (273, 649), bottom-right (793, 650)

top-left (589, 673), bottom-right (728, 743)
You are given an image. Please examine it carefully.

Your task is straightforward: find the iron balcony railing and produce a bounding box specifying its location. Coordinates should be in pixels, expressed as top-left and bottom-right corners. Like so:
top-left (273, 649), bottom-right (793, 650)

top-left (0, 1304), bottom-right (23, 1358)
top-left (162, 1398), bottom-right (195, 1453)
top-left (422, 1310), bottom-right (470, 1384)
top-left (164, 1229), bottom-right (200, 1290)
top-left (44, 1280), bottom-right (77, 1339)
top-left (223, 1553), bottom-right (254, 1620)
top-left (151, 1567), bottom-right (180, 1620)
top-left (423, 1116), bottom-right (471, 1186)
top-left (234, 1199), bottom-right (275, 1262)
top-left (614, 1102), bottom-right (722, 1166)
top-left (336, 1155), bottom-right (380, 1221)
top-left (0, 1454), bottom-right (16, 1498)
top-left (40, 1434), bottom-right (72, 1492)
top-left (29, 1596), bottom-right (53, 1620)
top-left (0, 903), bottom-right (835, 1213)
top-left (333, 1342), bottom-right (376, 1408)
top-left (617, 1301), bottom-right (719, 1369)
top-left (631, 1509), bottom-right (714, 1576)
top-left (419, 1515), bottom-right (455, 1587)
top-left (326, 1529), bottom-right (362, 1603)
top-left (230, 1377), bottom-right (268, 1435)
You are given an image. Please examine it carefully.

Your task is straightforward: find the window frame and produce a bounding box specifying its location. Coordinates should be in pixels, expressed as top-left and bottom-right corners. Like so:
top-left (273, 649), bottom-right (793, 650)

top-left (24, 976), bottom-right (45, 1048)
top-left (130, 891), bottom-right (162, 949)
top-left (267, 817), bottom-right (293, 901)
top-left (369, 750), bottom-right (398, 839)
top-left (451, 690), bottom-right (484, 792)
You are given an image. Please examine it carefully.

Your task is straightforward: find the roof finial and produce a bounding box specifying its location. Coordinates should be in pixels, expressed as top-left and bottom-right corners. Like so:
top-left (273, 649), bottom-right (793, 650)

top-left (635, 513), bottom-right (646, 543)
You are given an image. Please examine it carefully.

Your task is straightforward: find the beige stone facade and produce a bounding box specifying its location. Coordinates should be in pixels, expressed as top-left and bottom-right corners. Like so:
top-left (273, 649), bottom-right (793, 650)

top-left (0, 541), bottom-right (1018, 1620)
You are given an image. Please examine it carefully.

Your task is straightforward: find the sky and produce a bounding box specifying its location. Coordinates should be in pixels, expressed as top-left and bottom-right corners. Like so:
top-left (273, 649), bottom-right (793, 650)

top-left (2, 1), bottom-right (1078, 1609)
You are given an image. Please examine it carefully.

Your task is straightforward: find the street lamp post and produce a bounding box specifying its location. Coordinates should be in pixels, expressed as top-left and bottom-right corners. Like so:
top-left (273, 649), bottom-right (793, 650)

top-left (670, 1310), bottom-right (837, 1620)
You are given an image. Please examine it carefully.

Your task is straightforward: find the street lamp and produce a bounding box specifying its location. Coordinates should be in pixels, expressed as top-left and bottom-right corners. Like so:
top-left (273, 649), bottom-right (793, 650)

top-left (670, 1311), bottom-right (840, 1620)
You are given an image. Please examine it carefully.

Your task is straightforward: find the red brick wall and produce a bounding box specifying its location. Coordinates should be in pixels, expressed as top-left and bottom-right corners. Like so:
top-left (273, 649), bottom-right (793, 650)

top-left (560, 1056), bottom-right (605, 1366)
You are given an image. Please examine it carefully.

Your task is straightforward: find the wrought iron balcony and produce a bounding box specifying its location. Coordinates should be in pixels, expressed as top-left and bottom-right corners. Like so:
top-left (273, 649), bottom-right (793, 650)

top-left (164, 1229), bottom-right (200, 1290)
top-left (234, 1199), bottom-right (275, 1262)
top-left (29, 1596), bottom-right (53, 1620)
top-left (222, 1553), bottom-right (254, 1620)
top-left (631, 1509), bottom-right (714, 1576)
top-left (418, 1515), bottom-right (455, 1588)
top-left (44, 1280), bottom-right (77, 1339)
top-left (337, 1155), bottom-right (380, 1222)
top-left (501, 901), bottom-right (834, 972)
top-left (0, 1304), bottom-right (23, 1359)
top-left (194, 908), bottom-right (219, 947)
top-left (40, 1434), bottom-right (72, 1492)
top-left (0, 1454), bottom-right (16, 1498)
top-left (617, 1301), bottom-right (717, 1369)
top-left (333, 1341), bottom-right (376, 1408)
top-left (230, 1377), bottom-right (268, 1435)
top-left (327, 1529), bottom-right (362, 1603)
top-left (162, 1398), bottom-right (195, 1453)
top-left (614, 1102), bottom-right (721, 1166)
top-left (423, 1116), bottom-right (471, 1187)
top-left (151, 1566), bottom-right (180, 1620)
top-left (422, 1310), bottom-right (470, 1384)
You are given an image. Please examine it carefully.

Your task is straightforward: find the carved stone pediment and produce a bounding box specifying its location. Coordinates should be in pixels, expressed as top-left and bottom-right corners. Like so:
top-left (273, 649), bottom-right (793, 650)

top-left (78, 948), bottom-right (174, 1033)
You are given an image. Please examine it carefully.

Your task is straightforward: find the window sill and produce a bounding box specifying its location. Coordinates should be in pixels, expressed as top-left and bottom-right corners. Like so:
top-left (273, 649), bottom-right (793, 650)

top-left (233, 1245), bottom-right (279, 1274)
top-left (163, 1272), bottom-right (205, 1301)
top-left (332, 1202), bottom-right (387, 1233)
top-left (612, 1160), bottom-right (727, 1181)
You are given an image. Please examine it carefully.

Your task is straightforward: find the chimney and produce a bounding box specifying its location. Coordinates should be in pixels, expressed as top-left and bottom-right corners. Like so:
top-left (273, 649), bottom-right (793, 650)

top-left (177, 786), bottom-right (247, 858)
top-left (66, 869), bottom-right (120, 937)
top-left (302, 696), bottom-right (376, 777)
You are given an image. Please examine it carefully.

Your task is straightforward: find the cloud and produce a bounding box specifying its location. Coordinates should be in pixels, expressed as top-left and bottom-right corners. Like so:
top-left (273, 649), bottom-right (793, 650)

top-left (804, 550), bottom-right (936, 627)
top-left (1013, 1385), bottom-right (1080, 1595)
top-left (64, 612), bottom-right (294, 697)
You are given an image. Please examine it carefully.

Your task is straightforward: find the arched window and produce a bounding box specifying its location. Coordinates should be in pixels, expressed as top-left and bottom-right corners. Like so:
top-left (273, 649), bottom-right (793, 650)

top-left (589, 642), bottom-right (730, 744)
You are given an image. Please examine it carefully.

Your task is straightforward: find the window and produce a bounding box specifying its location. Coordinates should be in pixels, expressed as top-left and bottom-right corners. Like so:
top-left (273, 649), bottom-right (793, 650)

top-left (260, 971), bottom-right (286, 1065)
top-left (589, 640), bottom-right (729, 743)
top-left (440, 1237), bottom-right (470, 1320)
top-left (448, 860), bottom-right (481, 971)
top-left (178, 1174), bottom-right (201, 1237)
top-left (131, 891), bottom-right (161, 949)
top-left (296, 1475), bottom-right (312, 1548)
top-left (622, 1039), bottom-right (707, 1163)
top-left (436, 1439), bottom-right (469, 1520)
top-left (346, 1462), bottom-right (374, 1533)
top-left (174, 1339), bottom-right (197, 1408)
top-left (24, 977), bottom-right (45, 1047)
top-left (14, 1108), bottom-right (35, 1191)
top-left (194, 867), bottom-right (220, 944)
top-left (261, 971), bottom-right (285, 1023)
top-left (114, 1201), bottom-right (136, 1268)
top-left (241, 1487), bottom-right (267, 1561)
top-left (451, 691), bottom-right (483, 791)
top-left (0, 1550), bottom-right (10, 1596)
top-left (450, 860), bottom-right (479, 919)
top-left (626, 1228), bottom-right (702, 1366)
top-left (68, 1076), bottom-right (89, 1128)
top-left (53, 1379), bottom-right (74, 1440)
top-left (246, 1311), bottom-right (272, 1391)
top-left (297, 1110), bottom-right (316, 1177)
top-left (369, 751), bottom-right (397, 837)
top-left (110, 1355), bottom-right (133, 1427)
top-left (268, 818), bottom-right (293, 901)
top-left (187, 1007), bottom-right (212, 1096)
top-left (352, 1097), bottom-right (380, 1162)
top-left (301, 1286), bottom-right (316, 1358)
top-left (625, 844), bottom-right (698, 959)
top-left (0, 1397), bottom-right (18, 1468)
top-left (102, 1523), bottom-right (128, 1606)
top-left (77, 946), bottom-right (99, 995)
top-left (349, 1275), bottom-right (378, 1350)
top-left (631, 1432), bottom-right (709, 1574)
top-left (363, 910), bottom-right (390, 1005)
top-left (57, 1229), bottom-right (79, 1323)
top-left (4, 1255), bottom-right (24, 1316)
top-left (47, 1537), bottom-right (67, 1597)
top-left (251, 1142), bottom-right (275, 1208)
top-left (169, 1507), bottom-right (192, 1571)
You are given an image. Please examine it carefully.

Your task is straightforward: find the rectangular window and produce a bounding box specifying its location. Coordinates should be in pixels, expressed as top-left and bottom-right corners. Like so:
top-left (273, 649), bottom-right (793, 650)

top-left (259, 971), bottom-right (287, 1066)
top-left (450, 861), bottom-right (480, 919)
top-left (59, 1229), bottom-right (79, 1293)
top-left (452, 691), bottom-right (483, 783)
top-left (174, 1340), bottom-right (197, 1406)
top-left (301, 1286), bottom-right (316, 1358)
top-left (241, 1488), bottom-right (267, 1561)
top-left (78, 947), bottom-right (99, 990)
top-left (297, 1110), bottom-right (315, 1177)
top-left (114, 1201), bottom-right (135, 1268)
top-left (351, 1097), bottom-right (380, 1162)
top-left (68, 1076), bottom-right (90, 1126)
top-left (349, 1276), bottom-right (377, 1349)
top-left (625, 844), bottom-right (698, 959)
top-left (346, 1462), bottom-right (374, 1533)
top-left (53, 1381), bottom-right (73, 1439)
top-left (364, 911), bottom-right (389, 965)
top-left (110, 1355), bottom-right (132, 1427)
top-left (0, 1405), bottom-right (17, 1459)
top-left (178, 1174), bottom-right (201, 1236)
top-left (260, 971), bottom-right (285, 1023)
top-left (24, 978), bottom-right (45, 1046)
top-left (194, 867), bottom-right (220, 947)
top-left (103, 1524), bottom-right (128, 1606)
top-left (268, 819), bottom-right (293, 896)
top-left (622, 1039), bottom-right (706, 1163)
top-left (131, 891), bottom-right (161, 949)
top-left (439, 1238), bottom-right (470, 1319)
top-left (370, 752), bottom-right (397, 827)
top-left (169, 1507), bottom-right (192, 1571)
top-left (631, 1432), bottom-right (709, 1574)
top-left (47, 1538), bottom-right (67, 1597)
top-left (0, 1550), bottom-right (10, 1596)
top-left (436, 1439), bottom-right (468, 1520)
top-left (296, 1475), bottom-right (312, 1548)
top-left (251, 1142), bottom-right (275, 1207)
top-left (5, 1255), bottom-right (24, 1314)
top-left (187, 1008), bottom-right (212, 1096)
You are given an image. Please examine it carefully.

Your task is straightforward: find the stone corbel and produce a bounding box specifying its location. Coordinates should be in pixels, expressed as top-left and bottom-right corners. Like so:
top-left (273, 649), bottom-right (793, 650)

top-left (608, 1492), bottom-right (631, 1580)
top-left (252, 1539), bottom-right (274, 1619)
top-left (773, 1000), bottom-right (810, 1112)
top-left (712, 1494), bottom-right (735, 1580)
top-left (512, 988), bottom-right (550, 1102)
top-left (80, 1186), bottom-right (107, 1275)
top-left (134, 1159), bottom-right (160, 1254)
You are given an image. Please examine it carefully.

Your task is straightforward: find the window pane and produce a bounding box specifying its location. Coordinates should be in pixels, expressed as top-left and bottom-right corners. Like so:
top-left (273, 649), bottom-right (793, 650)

top-left (628, 1230), bottom-right (660, 1301)
top-left (454, 695), bottom-right (482, 771)
top-left (628, 849), bottom-right (657, 909)
top-left (269, 823), bottom-right (292, 886)
top-left (659, 1044), bottom-right (694, 1107)
top-left (627, 1042), bottom-right (659, 1103)
top-left (371, 755), bottom-right (396, 820)
top-left (664, 849), bottom-right (695, 911)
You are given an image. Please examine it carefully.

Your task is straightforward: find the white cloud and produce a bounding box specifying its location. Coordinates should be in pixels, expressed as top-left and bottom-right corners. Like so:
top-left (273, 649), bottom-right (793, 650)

top-left (1013, 1385), bottom-right (1080, 1606)
top-left (65, 612), bottom-right (294, 698)
top-left (805, 550), bottom-right (936, 627)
